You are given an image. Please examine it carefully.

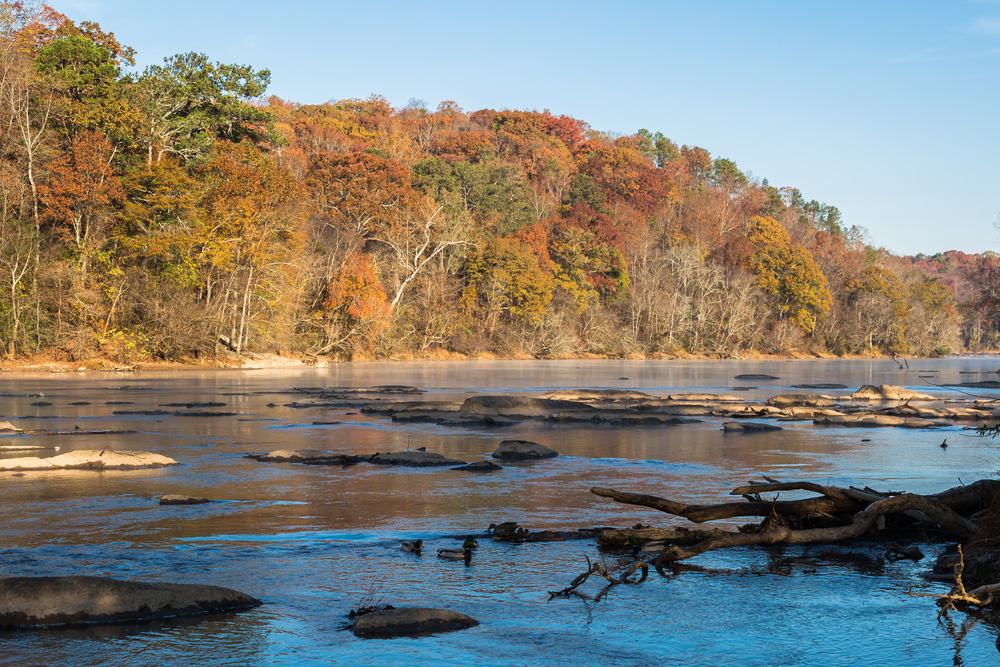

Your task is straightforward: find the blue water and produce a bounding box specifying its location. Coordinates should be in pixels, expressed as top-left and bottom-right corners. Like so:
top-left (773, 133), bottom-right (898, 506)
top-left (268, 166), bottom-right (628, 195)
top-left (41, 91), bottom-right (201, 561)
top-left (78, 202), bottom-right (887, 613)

top-left (0, 358), bottom-right (997, 665)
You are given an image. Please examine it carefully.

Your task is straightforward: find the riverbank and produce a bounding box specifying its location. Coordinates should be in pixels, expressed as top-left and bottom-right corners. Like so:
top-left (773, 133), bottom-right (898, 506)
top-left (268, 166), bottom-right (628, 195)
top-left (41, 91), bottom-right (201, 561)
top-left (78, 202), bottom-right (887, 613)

top-left (2, 348), bottom-right (995, 374)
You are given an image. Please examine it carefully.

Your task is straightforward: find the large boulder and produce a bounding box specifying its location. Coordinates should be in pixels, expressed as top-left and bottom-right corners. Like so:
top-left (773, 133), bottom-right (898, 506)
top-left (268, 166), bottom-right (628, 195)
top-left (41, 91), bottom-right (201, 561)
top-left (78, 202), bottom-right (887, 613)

top-left (351, 607), bottom-right (478, 638)
top-left (850, 385), bottom-right (935, 401)
top-left (0, 576), bottom-right (260, 628)
top-left (491, 440), bottom-right (558, 461)
top-left (0, 449), bottom-right (176, 471)
top-left (368, 450), bottom-right (465, 467)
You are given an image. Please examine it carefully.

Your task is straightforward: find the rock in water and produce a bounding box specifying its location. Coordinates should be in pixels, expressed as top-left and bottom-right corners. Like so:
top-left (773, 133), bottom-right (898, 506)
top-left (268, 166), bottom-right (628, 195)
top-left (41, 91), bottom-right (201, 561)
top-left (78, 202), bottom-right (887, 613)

top-left (459, 395), bottom-right (592, 418)
top-left (367, 451), bottom-right (465, 467)
top-left (850, 385), bottom-right (935, 401)
top-left (159, 494), bottom-right (210, 505)
top-left (722, 421), bottom-right (783, 432)
top-left (734, 374), bottom-right (780, 380)
top-left (0, 449), bottom-right (177, 471)
top-left (351, 607), bottom-right (478, 638)
top-left (491, 440), bottom-right (558, 461)
top-left (451, 460), bottom-right (503, 472)
top-left (248, 449), bottom-right (362, 466)
top-left (0, 576), bottom-right (260, 628)
top-left (0, 421), bottom-right (20, 432)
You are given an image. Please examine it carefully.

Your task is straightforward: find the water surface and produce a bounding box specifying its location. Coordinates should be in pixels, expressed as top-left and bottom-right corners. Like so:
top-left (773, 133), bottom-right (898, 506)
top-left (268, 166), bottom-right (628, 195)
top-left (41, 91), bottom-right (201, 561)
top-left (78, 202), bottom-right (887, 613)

top-left (0, 358), bottom-right (998, 666)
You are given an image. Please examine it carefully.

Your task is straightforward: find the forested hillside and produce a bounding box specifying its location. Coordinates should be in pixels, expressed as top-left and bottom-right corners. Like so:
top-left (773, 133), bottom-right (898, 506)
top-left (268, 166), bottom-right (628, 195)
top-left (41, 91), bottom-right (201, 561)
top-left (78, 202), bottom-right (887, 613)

top-left (0, 6), bottom-right (996, 363)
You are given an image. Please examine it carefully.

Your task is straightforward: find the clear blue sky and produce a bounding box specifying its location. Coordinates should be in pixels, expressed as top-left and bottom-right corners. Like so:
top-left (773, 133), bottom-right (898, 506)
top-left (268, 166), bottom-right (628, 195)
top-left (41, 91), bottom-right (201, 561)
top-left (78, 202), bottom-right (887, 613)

top-left (60, 0), bottom-right (1000, 255)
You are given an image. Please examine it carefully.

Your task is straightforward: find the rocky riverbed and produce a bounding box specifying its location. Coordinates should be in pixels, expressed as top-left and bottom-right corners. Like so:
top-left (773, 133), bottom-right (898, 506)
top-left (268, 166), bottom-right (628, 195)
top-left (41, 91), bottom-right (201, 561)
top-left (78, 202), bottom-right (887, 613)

top-left (0, 358), bottom-right (997, 664)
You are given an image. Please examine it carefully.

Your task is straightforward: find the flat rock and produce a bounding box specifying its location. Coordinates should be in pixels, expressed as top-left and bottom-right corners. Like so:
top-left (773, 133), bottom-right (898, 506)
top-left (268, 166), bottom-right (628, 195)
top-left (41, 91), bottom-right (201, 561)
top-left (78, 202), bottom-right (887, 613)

top-left (351, 607), bottom-right (478, 638)
top-left (814, 414), bottom-right (948, 428)
top-left (492, 440), bottom-right (558, 461)
top-left (460, 395), bottom-right (593, 418)
top-left (451, 460), bottom-right (503, 472)
top-left (792, 383), bottom-right (849, 389)
top-left (159, 494), bottom-right (210, 505)
top-left (0, 449), bottom-right (177, 471)
top-left (766, 394), bottom-right (837, 408)
top-left (722, 421), bottom-right (782, 432)
top-left (541, 389), bottom-right (654, 401)
top-left (947, 381), bottom-right (1000, 389)
top-left (247, 449), bottom-right (359, 465)
top-left (368, 450), bottom-right (465, 467)
top-left (734, 374), bottom-right (780, 380)
top-left (850, 385), bottom-right (935, 401)
top-left (0, 576), bottom-right (260, 629)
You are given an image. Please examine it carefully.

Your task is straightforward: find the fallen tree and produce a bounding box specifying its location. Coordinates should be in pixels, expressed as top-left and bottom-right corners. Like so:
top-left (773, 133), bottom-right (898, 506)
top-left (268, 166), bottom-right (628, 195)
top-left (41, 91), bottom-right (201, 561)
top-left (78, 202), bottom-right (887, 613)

top-left (590, 479), bottom-right (998, 571)
top-left (553, 477), bottom-right (1000, 608)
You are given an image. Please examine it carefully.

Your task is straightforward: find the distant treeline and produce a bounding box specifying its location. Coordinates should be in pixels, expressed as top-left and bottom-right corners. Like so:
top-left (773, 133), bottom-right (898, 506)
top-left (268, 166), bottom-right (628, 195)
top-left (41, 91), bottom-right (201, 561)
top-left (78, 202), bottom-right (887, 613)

top-left (0, 4), bottom-right (996, 362)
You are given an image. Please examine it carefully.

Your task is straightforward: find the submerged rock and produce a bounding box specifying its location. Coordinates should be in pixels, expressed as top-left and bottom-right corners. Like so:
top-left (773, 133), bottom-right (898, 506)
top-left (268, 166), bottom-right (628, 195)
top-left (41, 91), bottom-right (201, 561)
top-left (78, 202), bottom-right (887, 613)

top-left (0, 576), bottom-right (260, 628)
top-left (350, 607), bottom-right (478, 638)
top-left (792, 383), bottom-right (849, 389)
top-left (161, 402), bottom-right (227, 408)
top-left (159, 494), bottom-right (210, 506)
top-left (0, 449), bottom-right (177, 471)
top-left (850, 385), bottom-right (935, 401)
top-left (734, 374), bottom-right (780, 380)
top-left (722, 421), bottom-right (782, 432)
top-left (451, 460), bottom-right (503, 472)
top-left (491, 440), bottom-right (558, 461)
top-left (368, 450), bottom-right (465, 467)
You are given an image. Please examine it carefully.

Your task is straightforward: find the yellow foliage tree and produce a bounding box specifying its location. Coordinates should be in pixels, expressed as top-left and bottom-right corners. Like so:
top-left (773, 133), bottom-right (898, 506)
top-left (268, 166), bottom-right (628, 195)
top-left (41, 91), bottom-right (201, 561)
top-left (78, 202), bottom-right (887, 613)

top-left (746, 215), bottom-right (832, 333)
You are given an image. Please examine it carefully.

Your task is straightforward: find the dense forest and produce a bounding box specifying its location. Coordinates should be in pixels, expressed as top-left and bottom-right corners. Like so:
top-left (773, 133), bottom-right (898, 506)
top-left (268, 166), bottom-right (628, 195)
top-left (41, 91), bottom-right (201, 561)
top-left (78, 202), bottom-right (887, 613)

top-left (0, 5), bottom-right (996, 363)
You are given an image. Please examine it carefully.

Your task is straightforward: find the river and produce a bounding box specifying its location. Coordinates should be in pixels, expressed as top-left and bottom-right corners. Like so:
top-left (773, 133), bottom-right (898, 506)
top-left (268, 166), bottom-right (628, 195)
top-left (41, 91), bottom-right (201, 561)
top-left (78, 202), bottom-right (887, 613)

top-left (0, 357), bottom-right (998, 665)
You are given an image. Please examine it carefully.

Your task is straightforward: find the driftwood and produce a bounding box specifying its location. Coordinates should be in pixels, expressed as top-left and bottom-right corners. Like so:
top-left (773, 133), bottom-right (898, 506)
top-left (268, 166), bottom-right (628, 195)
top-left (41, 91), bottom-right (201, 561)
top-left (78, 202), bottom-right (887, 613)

top-left (574, 478), bottom-right (1000, 589)
top-left (548, 556), bottom-right (648, 601)
top-left (911, 545), bottom-right (1000, 613)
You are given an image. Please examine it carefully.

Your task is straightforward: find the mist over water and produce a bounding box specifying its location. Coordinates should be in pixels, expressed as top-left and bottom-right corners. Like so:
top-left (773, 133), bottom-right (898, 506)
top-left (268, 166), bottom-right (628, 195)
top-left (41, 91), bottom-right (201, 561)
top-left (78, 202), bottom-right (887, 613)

top-left (0, 358), bottom-right (998, 666)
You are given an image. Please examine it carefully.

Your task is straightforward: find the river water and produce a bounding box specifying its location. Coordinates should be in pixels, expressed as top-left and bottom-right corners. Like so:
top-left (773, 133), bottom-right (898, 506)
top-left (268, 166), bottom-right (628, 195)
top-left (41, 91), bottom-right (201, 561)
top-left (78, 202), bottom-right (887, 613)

top-left (0, 357), bottom-right (998, 666)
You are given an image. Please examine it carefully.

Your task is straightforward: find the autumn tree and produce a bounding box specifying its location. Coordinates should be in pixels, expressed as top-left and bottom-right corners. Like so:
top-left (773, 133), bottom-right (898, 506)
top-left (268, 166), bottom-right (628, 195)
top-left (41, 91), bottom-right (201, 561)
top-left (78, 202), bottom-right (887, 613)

top-left (39, 129), bottom-right (122, 277)
top-left (746, 214), bottom-right (831, 334)
top-left (462, 237), bottom-right (554, 335)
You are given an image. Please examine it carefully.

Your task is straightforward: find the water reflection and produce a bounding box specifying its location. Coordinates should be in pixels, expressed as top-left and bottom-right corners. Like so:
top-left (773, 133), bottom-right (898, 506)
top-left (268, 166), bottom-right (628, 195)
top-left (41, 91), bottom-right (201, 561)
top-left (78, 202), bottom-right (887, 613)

top-left (0, 357), bottom-right (997, 664)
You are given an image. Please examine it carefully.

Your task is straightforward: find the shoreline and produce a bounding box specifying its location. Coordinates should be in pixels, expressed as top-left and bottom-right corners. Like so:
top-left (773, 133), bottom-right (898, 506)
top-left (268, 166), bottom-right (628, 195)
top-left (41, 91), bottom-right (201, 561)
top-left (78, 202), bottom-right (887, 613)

top-left (0, 350), bottom-right (996, 375)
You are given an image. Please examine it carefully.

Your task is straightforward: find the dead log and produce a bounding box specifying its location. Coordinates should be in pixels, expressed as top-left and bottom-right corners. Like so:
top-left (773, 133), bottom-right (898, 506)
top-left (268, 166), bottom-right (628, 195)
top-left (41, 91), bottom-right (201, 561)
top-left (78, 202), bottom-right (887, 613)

top-left (654, 494), bottom-right (976, 565)
top-left (590, 485), bottom-right (861, 523)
